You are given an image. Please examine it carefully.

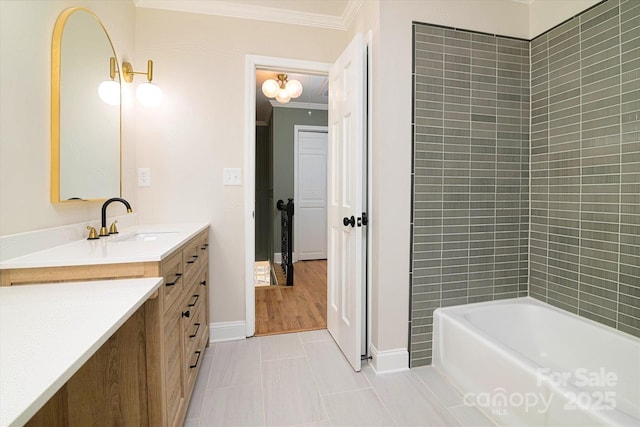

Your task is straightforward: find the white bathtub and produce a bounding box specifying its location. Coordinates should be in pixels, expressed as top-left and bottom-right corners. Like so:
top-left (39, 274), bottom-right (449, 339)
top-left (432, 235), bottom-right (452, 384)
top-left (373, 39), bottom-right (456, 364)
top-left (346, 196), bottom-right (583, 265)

top-left (433, 297), bottom-right (640, 426)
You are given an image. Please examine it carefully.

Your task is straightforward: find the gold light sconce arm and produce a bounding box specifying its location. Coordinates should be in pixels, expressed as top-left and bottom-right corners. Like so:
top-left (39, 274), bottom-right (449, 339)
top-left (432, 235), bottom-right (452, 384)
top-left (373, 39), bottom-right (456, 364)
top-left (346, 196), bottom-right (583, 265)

top-left (108, 57), bottom-right (154, 83)
top-left (122, 60), bottom-right (154, 83)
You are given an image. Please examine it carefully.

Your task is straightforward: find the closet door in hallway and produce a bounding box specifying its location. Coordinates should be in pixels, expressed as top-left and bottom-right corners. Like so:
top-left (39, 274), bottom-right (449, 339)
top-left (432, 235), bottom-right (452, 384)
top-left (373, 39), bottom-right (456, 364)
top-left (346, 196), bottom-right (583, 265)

top-left (254, 260), bottom-right (327, 336)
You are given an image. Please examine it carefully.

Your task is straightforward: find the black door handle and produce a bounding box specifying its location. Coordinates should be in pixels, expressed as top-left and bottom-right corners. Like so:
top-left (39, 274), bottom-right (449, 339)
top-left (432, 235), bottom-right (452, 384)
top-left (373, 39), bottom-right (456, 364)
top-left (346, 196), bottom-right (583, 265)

top-left (343, 216), bottom-right (355, 227)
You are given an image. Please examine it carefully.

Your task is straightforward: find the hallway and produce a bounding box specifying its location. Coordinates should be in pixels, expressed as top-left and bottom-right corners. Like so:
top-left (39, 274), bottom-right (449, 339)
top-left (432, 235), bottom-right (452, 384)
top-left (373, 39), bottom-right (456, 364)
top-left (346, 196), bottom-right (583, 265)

top-left (255, 260), bottom-right (327, 336)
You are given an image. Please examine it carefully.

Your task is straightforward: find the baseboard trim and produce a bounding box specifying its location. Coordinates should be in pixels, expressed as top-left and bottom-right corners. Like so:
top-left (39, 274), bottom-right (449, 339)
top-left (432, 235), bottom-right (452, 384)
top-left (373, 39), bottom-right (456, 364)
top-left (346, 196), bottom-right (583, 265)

top-left (210, 321), bottom-right (246, 343)
top-left (369, 344), bottom-right (409, 374)
top-left (274, 252), bottom-right (298, 264)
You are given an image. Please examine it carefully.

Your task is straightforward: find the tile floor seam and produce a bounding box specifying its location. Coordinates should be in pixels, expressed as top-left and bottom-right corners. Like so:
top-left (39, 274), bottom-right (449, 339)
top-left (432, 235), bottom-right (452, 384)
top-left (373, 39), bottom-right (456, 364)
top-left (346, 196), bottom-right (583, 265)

top-left (411, 368), bottom-right (462, 409)
top-left (258, 337), bottom-right (268, 427)
top-left (318, 384), bottom-right (374, 398)
top-left (261, 355), bottom-right (308, 363)
top-left (363, 378), bottom-right (402, 427)
top-left (299, 332), bottom-right (333, 425)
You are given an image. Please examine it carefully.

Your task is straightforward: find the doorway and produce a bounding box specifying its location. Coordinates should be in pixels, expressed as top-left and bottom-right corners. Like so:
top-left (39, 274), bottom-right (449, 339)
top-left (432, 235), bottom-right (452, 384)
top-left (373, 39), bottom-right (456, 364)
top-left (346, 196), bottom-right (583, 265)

top-left (251, 65), bottom-right (330, 336)
top-left (245, 41), bottom-right (371, 369)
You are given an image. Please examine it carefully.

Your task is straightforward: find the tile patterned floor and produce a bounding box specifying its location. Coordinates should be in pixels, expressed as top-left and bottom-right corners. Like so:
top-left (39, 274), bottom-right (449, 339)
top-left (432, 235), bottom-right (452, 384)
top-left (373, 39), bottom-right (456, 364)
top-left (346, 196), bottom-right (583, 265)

top-left (184, 330), bottom-right (494, 427)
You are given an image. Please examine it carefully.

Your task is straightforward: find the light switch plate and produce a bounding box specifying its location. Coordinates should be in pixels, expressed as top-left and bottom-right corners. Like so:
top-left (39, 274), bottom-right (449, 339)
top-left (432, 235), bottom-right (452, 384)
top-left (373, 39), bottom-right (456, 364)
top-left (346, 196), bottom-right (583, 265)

top-left (137, 168), bottom-right (151, 187)
top-left (223, 168), bottom-right (242, 186)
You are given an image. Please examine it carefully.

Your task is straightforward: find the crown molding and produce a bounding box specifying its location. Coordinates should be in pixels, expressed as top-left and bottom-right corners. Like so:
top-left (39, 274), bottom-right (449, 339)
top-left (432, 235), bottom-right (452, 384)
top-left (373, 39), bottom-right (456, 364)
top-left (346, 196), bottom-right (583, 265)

top-left (133, 0), bottom-right (363, 31)
top-left (269, 101), bottom-right (328, 111)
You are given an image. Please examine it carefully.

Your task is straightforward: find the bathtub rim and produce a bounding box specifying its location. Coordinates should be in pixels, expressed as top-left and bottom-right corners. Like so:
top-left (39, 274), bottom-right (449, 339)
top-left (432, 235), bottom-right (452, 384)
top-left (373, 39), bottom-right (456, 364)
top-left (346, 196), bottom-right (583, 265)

top-left (434, 296), bottom-right (639, 346)
top-left (432, 296), bottom-right (640, 426)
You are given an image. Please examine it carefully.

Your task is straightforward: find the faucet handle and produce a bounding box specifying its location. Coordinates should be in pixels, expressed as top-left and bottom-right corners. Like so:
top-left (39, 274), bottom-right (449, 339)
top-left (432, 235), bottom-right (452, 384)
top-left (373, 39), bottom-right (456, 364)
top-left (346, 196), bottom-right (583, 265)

top-left (87, 226), bottom-right (99, 240)
top-left (109, 220), bottom-right (119, 235)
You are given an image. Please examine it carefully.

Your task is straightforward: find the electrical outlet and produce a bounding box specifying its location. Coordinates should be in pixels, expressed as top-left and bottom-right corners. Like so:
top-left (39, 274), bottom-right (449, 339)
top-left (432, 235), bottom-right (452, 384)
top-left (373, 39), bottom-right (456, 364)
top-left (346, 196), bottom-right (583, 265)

top-left (223, 168), bottom-right (242, 186)
top-left (137, 168), bottom-right (151, 187)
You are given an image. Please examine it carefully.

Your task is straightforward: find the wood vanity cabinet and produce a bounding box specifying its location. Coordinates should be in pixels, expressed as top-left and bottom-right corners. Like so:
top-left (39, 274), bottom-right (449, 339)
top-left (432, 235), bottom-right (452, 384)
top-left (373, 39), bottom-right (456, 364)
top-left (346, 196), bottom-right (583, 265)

top-left (1, 228), bottom-right (210, 427)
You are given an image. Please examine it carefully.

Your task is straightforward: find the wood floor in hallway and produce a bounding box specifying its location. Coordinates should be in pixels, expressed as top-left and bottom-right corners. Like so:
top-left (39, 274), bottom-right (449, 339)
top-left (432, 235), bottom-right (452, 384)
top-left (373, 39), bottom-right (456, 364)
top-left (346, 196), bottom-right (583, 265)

top-left (255, 260), bottom-right (327, 336)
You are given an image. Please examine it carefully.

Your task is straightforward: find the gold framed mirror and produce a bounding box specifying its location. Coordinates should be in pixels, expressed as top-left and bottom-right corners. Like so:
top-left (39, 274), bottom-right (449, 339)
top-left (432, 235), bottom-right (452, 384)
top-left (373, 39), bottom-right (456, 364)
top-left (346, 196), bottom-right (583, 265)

top-left (51, 8), bottom-right (121, 203)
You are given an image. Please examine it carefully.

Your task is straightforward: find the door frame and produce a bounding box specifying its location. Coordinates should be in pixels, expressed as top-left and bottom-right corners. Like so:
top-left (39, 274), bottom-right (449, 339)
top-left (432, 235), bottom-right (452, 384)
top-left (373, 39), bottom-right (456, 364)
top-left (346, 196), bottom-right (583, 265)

top-left (294, 125), bottom-right (328, 262)
top-left (245, 55), bottom-right (331, 337)
top-left (244, 50), bottom-right (372, 344)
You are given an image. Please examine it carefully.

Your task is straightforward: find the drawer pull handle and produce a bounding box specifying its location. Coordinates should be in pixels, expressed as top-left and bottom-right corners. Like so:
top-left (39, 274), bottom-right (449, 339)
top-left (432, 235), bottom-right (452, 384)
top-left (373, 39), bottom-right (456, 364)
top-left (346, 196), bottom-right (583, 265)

top-left (166, 273), bottom-right (182, 287)
top-left (189, 323), bottom-right (201, 338)
top-left (190, 350), bottom-right (201, 369)
top-left (182, 310), bottom-right (190, 318)
top-left (187, 256), bottom-right (197, 264)
top-left (200, 280), bottom-right (207, 286)
top-left (188, 294), bottom-right (199, 307)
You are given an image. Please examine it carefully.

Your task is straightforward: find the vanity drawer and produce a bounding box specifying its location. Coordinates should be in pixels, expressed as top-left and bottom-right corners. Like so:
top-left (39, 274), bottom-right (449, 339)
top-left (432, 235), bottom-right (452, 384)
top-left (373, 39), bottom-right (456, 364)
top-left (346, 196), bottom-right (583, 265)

top-left (183, 233), bottom-right (209, 280)
top-left (182, 238), bottom-right (201, 280)
top-left (185, 308), bottom-right (205, 392)
top-left (197, 234), bottom-right (209, 270)
top-left (162, 251), bottom-right (184, 310)
top-left (184, 297), bottom-right (204, 344)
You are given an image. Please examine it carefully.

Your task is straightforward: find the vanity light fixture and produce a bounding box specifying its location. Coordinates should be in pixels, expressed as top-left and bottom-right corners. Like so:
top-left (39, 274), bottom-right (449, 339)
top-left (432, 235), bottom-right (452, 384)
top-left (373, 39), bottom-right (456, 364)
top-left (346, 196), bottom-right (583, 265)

top-left (98, 57), bottom-right (163, 107)
top-left (261, 73), bottom-right (303, 104)
top-left (97, 57), bottom-right (121, 106)
top-left (122, 59), bottom-right (163, 107)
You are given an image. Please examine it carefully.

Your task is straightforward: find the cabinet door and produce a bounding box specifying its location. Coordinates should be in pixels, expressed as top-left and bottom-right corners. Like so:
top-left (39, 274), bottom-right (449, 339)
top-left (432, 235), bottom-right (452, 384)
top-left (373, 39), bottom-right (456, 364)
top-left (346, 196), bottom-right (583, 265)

top-left (163, 307), bottom-right (186, 427)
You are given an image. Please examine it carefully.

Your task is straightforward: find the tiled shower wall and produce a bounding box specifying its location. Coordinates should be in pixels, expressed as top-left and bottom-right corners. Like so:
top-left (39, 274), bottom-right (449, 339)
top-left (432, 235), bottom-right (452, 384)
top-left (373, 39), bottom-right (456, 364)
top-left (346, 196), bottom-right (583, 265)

top-left (530, 0), bottom-right (640, 337)
top-left (410, 0), bottom-right (640, 367)
top-left (410, 25), bottom-right (530, 366)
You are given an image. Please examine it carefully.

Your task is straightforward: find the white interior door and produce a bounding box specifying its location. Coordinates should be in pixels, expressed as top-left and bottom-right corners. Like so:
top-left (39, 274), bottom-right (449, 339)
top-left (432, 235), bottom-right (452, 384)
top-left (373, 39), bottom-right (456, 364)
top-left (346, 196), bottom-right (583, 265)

top-left (327, 33), bottom-right (366, 372)
top-left (295, 128), bottom-right (328, 261)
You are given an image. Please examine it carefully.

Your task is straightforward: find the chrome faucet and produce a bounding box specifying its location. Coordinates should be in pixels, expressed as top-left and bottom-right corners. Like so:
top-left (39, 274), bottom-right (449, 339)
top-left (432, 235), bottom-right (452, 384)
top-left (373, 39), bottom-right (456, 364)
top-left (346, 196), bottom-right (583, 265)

top-left (100, 197), bottom-right (133, 236)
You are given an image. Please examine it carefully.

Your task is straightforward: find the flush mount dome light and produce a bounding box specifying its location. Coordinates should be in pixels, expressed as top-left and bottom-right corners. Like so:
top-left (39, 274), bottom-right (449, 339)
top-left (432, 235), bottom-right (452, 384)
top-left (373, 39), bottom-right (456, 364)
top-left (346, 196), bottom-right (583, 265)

top-left (261, 73), bottom-right (303, 104)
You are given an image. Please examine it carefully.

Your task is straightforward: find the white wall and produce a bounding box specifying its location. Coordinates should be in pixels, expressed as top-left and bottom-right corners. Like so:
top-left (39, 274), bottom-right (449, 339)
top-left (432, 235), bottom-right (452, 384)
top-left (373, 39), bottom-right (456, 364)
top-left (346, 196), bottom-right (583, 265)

top-left (133, 8), bottom-right (349, 326)
top-left (530, 0), bottom-right (602, 39)
top-left (0, 0), bottom-right (136, 235)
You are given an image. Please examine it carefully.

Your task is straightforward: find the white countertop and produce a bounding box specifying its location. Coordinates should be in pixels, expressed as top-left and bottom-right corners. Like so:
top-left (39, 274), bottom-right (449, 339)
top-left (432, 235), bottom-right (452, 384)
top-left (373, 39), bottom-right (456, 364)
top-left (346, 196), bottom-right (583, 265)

top-left (0, 277), bottom-right (163, 427)
top-left (0, 222), bottom-right (208, 269)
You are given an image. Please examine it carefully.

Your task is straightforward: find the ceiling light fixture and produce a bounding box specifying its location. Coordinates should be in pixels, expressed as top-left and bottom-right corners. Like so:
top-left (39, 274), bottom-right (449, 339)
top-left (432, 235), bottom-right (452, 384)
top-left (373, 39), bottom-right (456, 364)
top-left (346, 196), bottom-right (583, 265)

top-left (261, 73), bottom-right (303, 104)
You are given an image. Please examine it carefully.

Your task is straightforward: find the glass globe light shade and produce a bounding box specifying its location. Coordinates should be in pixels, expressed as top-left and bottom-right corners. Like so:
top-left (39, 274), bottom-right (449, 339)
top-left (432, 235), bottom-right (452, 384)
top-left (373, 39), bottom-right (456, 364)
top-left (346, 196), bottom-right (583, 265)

top-left (98, 80), bottom-right (120, 106)
top-left (262, 79), bottom-right (280, 98)
top-left (285, 79), bottom-right (303, 98)
top-left (136, 82), bottom-right (163, 107)
top-left (275, 89), bottom-right (291, 103)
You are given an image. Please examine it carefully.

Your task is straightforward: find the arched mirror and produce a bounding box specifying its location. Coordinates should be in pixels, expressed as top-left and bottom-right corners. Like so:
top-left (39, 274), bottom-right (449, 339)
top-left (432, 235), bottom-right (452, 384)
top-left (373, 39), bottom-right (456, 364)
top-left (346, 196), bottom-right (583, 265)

top-left (51, 8), bottom-right (121, 203)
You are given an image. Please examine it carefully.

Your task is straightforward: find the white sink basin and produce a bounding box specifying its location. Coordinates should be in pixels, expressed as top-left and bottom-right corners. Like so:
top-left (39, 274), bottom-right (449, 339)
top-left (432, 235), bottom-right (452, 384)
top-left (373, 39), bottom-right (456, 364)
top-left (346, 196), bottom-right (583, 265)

top-left (111, 231), bottom-right (180, 242)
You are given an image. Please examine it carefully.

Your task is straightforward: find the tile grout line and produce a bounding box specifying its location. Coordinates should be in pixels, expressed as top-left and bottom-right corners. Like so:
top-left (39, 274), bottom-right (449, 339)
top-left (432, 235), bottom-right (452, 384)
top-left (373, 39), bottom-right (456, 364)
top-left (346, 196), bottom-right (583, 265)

top-left (360, 370), bottom-right (401, 427)
top-left (299, 332), bottom-right (333, 426)
top-left (258, 336), bottom-right (267, 427)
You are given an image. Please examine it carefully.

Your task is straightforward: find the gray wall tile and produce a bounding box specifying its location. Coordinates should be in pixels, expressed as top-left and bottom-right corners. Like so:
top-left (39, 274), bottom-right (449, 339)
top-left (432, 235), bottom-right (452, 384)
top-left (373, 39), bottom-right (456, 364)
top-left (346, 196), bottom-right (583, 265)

top-left (411, 0), bottom-right (639, 368)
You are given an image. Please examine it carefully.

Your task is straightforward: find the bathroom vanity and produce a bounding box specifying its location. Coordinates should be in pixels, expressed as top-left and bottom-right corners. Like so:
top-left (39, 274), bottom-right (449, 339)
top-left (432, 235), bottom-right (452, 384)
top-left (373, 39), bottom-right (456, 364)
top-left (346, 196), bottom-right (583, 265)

top-left (0, 223), bottom-right (209, 427)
